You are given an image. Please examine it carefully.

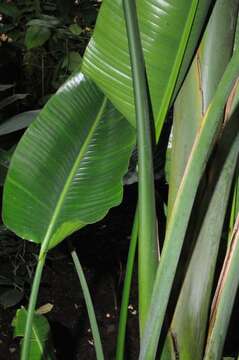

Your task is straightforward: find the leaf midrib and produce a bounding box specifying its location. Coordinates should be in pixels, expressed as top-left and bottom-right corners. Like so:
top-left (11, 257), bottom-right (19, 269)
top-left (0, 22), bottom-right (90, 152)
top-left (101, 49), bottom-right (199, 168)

top-left (40, 96), bottom-right (107, 250)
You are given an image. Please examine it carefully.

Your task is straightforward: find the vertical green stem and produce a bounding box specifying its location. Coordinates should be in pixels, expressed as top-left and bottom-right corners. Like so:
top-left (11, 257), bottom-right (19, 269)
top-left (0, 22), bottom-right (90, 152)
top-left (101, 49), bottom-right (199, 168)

top-left (71, 247), bottom-right (104, 360)
top-left (116, 208), bottom-right (138, 360)
top-left (21, 246), bottom-right (47, 360)
top-left (122, 0), bottom-right (158, 336)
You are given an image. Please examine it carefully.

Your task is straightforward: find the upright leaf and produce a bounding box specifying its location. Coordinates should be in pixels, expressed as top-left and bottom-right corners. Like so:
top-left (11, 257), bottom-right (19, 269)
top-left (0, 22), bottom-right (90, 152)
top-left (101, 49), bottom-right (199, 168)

top-left (161, 2), bottom-right (239, 358)
top-left (168, 0), bottom-right (239, 214)
top-left (139, 43), bottom-right (239, 360)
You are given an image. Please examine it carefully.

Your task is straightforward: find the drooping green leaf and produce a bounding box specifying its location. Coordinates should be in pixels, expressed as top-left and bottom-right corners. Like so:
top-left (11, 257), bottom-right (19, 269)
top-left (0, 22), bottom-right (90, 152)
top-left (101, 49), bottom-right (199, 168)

top-left (3, 73), bottom-right (135, 250)
top-left (82, 0), bottom-right (212, 134)
top-left (0, 110), bottom-right (40, 136)
top-left (25, 25), bottom-right (51, 49)
top-left (13, 308), bottom-right (55, 360)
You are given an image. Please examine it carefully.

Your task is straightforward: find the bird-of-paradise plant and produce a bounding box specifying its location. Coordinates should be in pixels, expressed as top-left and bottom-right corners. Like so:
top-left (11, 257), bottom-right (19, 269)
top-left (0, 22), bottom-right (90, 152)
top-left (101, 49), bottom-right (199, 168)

top-left (2, 1), bottom-right (239, 360)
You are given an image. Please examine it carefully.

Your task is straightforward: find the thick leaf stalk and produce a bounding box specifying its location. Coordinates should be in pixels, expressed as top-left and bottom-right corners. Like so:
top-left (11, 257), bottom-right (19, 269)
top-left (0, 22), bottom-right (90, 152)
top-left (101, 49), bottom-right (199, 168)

top-left (122, 0), bottom-right (158, 335)
top-left (21, 247), bottom-right (47, 360)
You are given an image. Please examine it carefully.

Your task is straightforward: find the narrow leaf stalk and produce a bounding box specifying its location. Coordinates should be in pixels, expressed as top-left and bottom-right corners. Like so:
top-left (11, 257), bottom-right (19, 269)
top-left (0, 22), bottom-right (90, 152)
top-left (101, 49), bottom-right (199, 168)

top-left (71, 247), bottom-right (104, 360)
top-left (21, 247), bottom-right (47, 360)
top-left (122, 0), bottom-right (158, 336)
top-left (116, 208), bottom-right (138, 360)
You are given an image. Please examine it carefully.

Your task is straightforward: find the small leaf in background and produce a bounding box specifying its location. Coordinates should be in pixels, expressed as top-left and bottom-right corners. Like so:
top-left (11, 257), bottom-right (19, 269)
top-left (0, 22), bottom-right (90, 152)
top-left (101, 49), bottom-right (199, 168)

top-left (0, 84), bottom-right (14, 92)
top-left (62, 51), bottom-right (82, 73)
top-left (25, 25), bottom-right (51, 50)
top-left (0, 289), bottom-right (24, 309)
top-left (0, 110), bottom-right (40, 136)
top-left (40, 15), bottom-right (60, 27)
top-left (69, 23), bottom-right (82, 35)
top-left (0, 94), bottom-right (29, 110)
top-left (13, 308), bottom-right (56, 360)
top-left (27, 15), bottom-right (60, 29)
top-left (0, 4), bottom-right (20, 19)
top-left (36, 303), bottom-right (54, 315)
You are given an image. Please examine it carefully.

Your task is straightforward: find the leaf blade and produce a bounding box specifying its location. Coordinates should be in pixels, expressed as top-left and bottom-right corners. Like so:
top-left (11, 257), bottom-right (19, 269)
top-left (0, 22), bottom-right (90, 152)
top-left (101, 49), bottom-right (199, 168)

top-left (82, 0), bottom-right (212, 133)
top-left (3, 73), bottom-right (135, 249)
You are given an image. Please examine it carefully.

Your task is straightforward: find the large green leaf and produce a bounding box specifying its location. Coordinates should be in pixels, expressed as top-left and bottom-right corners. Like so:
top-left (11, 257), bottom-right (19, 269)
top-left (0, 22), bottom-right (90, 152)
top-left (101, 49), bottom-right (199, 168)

top-left (3, 73), bottom-right (135, 250)
top-left (82, 0), bottom-right (212, 134)
top-left (13, 308), bottom-right (55, 360)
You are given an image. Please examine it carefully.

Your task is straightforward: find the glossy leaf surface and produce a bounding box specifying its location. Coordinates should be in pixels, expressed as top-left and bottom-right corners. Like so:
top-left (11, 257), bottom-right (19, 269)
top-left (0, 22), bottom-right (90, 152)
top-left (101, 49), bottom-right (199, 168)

top-left (82, 0), bottom-right (212, 133)
top-left (3, 74), bottom-right (135, 250)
